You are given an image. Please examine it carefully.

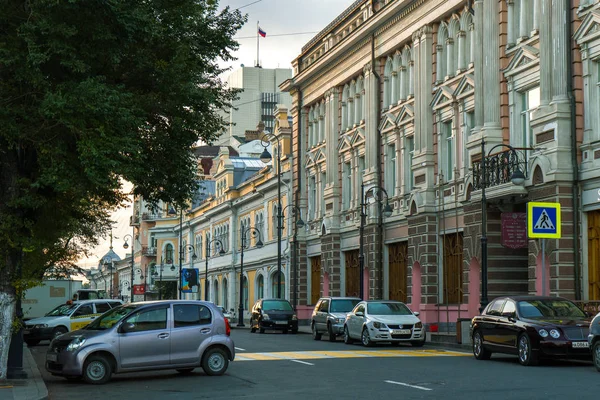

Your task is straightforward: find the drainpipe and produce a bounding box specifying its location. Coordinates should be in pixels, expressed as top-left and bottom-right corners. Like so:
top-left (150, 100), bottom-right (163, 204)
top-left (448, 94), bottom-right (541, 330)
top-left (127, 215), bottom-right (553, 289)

top-left (371, 33), bottom-right (384, 299)
top-left (567, 0), bottom-right (581, 300)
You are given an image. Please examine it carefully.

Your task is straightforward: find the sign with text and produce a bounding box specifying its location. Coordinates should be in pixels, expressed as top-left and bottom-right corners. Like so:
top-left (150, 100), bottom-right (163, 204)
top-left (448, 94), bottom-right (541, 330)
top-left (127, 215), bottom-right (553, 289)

top-left (133, 284), bottom-right (145, 295)
top-left (501, 212), bottom-right (528, 249)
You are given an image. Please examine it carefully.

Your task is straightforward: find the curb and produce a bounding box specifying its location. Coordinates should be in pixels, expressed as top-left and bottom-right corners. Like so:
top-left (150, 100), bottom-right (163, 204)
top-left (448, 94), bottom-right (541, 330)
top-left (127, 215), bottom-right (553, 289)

top-left (4, 345), bottom-right (49, 400)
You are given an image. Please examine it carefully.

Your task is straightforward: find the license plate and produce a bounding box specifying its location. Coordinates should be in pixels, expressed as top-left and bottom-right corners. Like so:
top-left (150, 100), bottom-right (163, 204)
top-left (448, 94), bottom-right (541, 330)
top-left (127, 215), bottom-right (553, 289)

top-left (572, 341), bottom-right (590, 348)
top-left (275, 321), bottom-right (288, 325)
top-left (46, 353), bottom-right (58, 362)
top-left (391, 329), bottom-right (411, 335)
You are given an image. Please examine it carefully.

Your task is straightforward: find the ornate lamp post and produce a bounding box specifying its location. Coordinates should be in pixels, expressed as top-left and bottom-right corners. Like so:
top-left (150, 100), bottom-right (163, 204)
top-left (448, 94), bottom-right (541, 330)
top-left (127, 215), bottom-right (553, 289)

top-left (259, 131), bottom-right (284, 298)
top-left (237, 227), bottom-right (264, 327)
top-left (152, 255), bottom-right (175, 300)
top-left (281, 204), bottom-right (304, 309)
top-left (478, 138), bottom-right (525, 312)
top-left (135, 267), bottom-right (146, 301)
top-left (205, 239), bottom-right (225, 301)
top-left (123, 233), bottom-right (134, 301)
top-left (359, 183), bottom-right (393, 300)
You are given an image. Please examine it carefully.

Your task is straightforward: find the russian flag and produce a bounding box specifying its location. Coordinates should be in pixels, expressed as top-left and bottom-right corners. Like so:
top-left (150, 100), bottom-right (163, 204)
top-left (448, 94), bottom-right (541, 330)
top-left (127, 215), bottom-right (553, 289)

top-left (258, 27), bottom-right (266, 38)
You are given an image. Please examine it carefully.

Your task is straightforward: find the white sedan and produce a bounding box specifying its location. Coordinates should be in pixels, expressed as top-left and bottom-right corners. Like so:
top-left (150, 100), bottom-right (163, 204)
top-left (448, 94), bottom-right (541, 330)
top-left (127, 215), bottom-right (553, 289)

top-left (343, 300), bottom-right (425, 347)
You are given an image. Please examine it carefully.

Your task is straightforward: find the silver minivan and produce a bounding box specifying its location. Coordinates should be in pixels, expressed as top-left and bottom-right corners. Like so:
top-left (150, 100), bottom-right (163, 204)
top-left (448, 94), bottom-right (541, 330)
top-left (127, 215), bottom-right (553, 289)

top-left (45, 300), bottom-right (235, 384)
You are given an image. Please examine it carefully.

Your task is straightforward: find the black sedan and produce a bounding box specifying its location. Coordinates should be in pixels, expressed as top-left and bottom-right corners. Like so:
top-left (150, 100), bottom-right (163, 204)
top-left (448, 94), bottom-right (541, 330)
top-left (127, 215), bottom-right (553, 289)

top-left (470, 296), bottom-right (592, 366)
top-left (250, 298), bottom-right (298, 334)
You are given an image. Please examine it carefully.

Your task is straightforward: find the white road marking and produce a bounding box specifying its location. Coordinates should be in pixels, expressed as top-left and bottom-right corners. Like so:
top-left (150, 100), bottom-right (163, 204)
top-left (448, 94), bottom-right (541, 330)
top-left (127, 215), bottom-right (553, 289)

top-left (290, 359), bottom-right (314, 366)
top-left (235, 347), bottom-right (246, 351)
top-left (384, 380), bottom-right (432, 391)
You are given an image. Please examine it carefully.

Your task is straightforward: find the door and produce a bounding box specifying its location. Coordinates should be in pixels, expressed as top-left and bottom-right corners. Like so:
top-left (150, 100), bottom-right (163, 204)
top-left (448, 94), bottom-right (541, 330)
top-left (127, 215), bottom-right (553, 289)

top-left (311, 257), bottom-right (321, 305)
top-left (589, 210), bottom-right (600, 300)
top-left (170, 304), bottom-right (213, 365)
top-left (388, 242), bottom-right (408, 302)
top-left (345, 250), bottom-right (360, 297)
top-left (443, 233), bottom-right (463, 304)
top-left (482, 299), bottom-right (505, 348)
top-left (349, 304), bottom-right (365, 338)
top-left (119, 306), bottom-right (170, 369)
top-left (497, 300), bottom-right (519, 350)
top-left (315, 299), bottom-right (329, 331)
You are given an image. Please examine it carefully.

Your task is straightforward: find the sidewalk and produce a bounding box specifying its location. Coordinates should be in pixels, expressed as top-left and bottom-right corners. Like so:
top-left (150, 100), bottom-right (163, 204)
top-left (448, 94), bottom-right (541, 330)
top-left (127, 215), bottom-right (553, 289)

top-left (0, 345), bottom-right (48, 400)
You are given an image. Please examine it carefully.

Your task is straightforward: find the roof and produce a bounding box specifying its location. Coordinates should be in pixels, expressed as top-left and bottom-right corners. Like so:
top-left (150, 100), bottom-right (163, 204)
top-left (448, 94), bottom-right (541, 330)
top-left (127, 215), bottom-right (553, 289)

top-left (231, 157), bottom-right (264, 187)
top-left (98, 249), bottom-right (121, 269)
top-left (193, 146), bottom-right (239, 158)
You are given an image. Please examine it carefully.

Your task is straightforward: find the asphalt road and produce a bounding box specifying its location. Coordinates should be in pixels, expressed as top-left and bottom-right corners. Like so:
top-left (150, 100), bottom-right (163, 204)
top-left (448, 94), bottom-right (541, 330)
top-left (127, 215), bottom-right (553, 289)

top-left (30, 328), bottom-right (600, 400)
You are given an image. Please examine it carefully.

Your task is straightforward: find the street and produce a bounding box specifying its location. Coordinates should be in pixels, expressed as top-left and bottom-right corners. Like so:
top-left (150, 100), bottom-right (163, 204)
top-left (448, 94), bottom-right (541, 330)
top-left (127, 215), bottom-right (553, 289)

top-left (29, 329), bottom-right (600, 400)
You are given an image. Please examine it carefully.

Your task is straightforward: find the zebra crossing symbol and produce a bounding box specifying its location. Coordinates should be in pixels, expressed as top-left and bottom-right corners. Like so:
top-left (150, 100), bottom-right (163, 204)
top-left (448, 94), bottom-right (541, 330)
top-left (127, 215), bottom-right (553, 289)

top-left (527, 202), bottom-right (561, 239)
top-left (533, 209), bottom-right (555, 230)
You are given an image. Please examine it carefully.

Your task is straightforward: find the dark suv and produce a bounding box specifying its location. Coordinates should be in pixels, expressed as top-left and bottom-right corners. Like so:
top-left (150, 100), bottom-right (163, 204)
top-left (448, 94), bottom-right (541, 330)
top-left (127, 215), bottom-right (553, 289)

top-left (589, 312), bottom-right (600, 371)
top-left (250, 299), bottom-right (298, 334)
top-left (311, 297), bottom-right (361, 341)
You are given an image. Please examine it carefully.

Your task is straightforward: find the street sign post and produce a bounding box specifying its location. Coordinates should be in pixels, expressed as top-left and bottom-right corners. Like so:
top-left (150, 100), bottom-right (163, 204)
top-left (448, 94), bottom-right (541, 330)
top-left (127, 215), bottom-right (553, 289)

top-left (527, 202), bottom-right (562, 296)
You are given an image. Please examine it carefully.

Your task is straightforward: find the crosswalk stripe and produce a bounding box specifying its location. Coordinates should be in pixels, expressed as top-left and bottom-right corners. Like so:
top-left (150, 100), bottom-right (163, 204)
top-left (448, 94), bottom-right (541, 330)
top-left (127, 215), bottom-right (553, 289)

top-left (233, 349), bottom-right (470, 362)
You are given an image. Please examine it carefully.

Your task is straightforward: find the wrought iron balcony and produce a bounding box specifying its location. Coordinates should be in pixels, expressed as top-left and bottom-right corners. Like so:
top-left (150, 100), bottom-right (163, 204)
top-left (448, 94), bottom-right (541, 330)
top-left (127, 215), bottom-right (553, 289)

top-left (142, 246), bottom-right (157, 256)
top-left (473, 148), bottom-right (528, 190)
top-left (141, 212), bottom-right (163, 221)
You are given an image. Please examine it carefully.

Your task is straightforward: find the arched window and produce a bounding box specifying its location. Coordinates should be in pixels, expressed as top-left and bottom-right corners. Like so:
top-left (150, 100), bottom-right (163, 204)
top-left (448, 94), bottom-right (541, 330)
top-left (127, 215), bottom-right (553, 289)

top-left (355, 77), bottom-right (363, 123)
top-left (165, 244), bottom-right (174, 264)
top-left (196, 235), bottom-right (203, 259)
top-left (342, 84), bottom-right (349, 131)
top-left (392, 52), bottom-right (401, 105)
top-left (437, 23), bottom-right (448, 82)
top-left (459, 11), bottom-right (474, 70)
top-left (214, 280), bottom-right (219, 305)
top-left (319, 102), bottom-right (325, 143)
top-left (243, 276), bottom-right (249, 309)
top-left (271, 271), bottom-right (285, 298)
top-left (223, 278), bottom-right (228, 310)
top-left (308, 107), bottom-right (315, 147)
top-left (447, 18), bottom-right (459, 77)
top-left (400, 47), bottom-right (411, 100)
top-left (348, 82), bottom-right (355, 128)
top-left (272, 204), bottom-right (278, 240)
top-left (384, 57), bottom-right (394, 109)
top-left (257, 274), bottom-right (264, 300)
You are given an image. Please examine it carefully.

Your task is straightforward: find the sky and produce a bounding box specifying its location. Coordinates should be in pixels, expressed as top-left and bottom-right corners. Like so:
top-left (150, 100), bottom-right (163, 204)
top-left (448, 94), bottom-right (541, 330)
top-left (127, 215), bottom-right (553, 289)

top-left (77, 0), bottom-right (354, 270)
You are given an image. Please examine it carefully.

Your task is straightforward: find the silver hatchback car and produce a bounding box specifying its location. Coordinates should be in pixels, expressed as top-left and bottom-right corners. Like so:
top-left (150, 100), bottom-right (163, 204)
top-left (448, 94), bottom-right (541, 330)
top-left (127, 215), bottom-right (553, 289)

top-left (45, 300), bottom-right (235, 384)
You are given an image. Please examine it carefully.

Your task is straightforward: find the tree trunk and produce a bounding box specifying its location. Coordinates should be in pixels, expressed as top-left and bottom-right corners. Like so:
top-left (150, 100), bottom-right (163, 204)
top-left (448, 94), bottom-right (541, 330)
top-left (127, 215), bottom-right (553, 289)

top-left (0, 292), bottom-right (16, 380)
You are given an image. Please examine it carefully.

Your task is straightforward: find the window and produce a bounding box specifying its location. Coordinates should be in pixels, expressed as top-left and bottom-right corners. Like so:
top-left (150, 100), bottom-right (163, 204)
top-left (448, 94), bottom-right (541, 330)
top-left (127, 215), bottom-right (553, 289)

top-left (341, 85), bottom-right (349, 131)
top-left (223, 278), bottom-right (228, 310)
top-left (502, 301), bottom-right (516, 316)
top-left (196, 235), bottom-right (203, 259)
top-left (342, 162), bottom-right (351, 210)
top-left (214, 280), bottom-right (219, 305)
top-left (271, 271), bottom-right (285, 297)
top-left (257, 275), bottom-right (264, 300)
top-left (309, 176), bottom-right (316, 220)
top-left (125, 307), bottom-right (167, 332)
top-left (405, 136), bottom-right (414, 192)
top-left (318, 299), bottom-right (330, 312)
top-left (75, 304), bottom-right (93, 316)
top-left (165, 244), bottom-right (174, 264)
top-left (358, 156), bottom-right (365, 190)
top-left (520, 86), bottom-right (540, 157)
top-left (386, 144), bottom-right (396, 196)
top-left (174, 304), bottom-right (212, 328)
top-left (243, 276), bottom-right (249, 309)
top-left (440, 121), bottom-right (454, 180)
top-left (272, 204), bottom-right (278, 240)
top-left (95, 302), bottom-right (111, 313)
top-left (320, 172), bottom-right (326, 217)
top-left (486, 299), bottom-right (505, 316)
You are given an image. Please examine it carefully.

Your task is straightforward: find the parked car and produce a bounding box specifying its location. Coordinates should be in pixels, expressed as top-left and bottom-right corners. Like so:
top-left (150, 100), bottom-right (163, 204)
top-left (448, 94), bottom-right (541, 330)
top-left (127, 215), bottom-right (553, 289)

top-left (588, 310), bottom-right (600, 371)
top-left (45, 300), bottom-right (234, 384)
top-left (343, 300), bottom-right (425, 347)
top-left (24, 299), bottom-right (123, 346)
top-left (217, 306), bottom-right (234, 322)
top-left (471, 296), bottom-right (592, 366)
top-left (311, 297), bottom-right (361, 341)
top-left (250, 298), bottom-right (298, 334)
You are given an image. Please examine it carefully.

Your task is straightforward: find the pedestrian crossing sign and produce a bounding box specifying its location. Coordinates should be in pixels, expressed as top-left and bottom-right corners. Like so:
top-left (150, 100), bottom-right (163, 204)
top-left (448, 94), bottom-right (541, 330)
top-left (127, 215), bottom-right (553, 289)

top-left (527, 202), bottom-right (561, 239)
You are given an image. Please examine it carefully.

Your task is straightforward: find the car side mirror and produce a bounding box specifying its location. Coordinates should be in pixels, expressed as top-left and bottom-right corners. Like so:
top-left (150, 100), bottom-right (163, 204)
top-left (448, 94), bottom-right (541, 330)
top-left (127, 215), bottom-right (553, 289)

top-left (355, 311), bottom-right (364, 317)
top-left (413, 312), bottom-right (420, 317)
top-left (502, 312), bottom-right (517, 321)
top-left (120, 322), bottom-right (136, 333)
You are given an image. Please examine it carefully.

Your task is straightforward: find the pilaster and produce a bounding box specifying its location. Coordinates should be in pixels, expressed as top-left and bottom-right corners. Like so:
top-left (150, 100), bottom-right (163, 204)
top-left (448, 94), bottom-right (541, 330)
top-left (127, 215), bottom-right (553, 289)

top-left (551, 0), bottom-right (569, 104)
top-left (474, 0), bottom-right (484, 129)
top-left (482, 0), bottom-right (500, 130)
top-left (364, 62), bottom-right (379, 173)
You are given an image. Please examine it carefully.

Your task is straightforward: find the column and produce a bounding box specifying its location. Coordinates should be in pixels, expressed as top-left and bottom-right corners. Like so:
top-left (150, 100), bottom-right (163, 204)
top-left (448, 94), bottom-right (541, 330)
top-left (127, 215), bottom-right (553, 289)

top-left (364, 62), bottom-right (378, 170)
top-left (540, 0), bottom-right (552, 106)
top-left (519, 0), bottom-right (528, 39)
top-left (457, 31), bottom-right (466, 71)
top-left (355, 85), bottom-right (362, 122)
top-left (436, 44), bottom-right (444, 83)
top-left (507, 0), bottom-right (515, 47)
top-left (532, 0), bottom-right (540, 33)
top-left (420, 26), bottom-right (434, 151)
top-left (483, 0), bottom-right (500, 128)
top-left (412, 31), bottom-right (421, 150)
top-left (474, 0), bottom-right (484, 129)
top-left (399, 66), bottom-right (407, 101)
top-left (391, 72), bottom-right (398, 105)
top-left (551, 0), bottom-right (569, 103)
top-left (446, 38), bottom-right (455, 77)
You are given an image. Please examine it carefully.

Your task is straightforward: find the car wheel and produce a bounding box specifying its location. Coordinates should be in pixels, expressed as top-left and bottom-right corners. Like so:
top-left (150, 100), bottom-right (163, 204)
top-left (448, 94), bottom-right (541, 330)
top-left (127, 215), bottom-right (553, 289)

top-left (25, 340), bottom-right (40, 347)
top-left (343, 325), bottom-right (353, 344)
top-left (472, 330), bottom-right (492, 360)
top-left (250, 318), bottom-right (256, 333)
top-left (176, 368), bottom-right (195, 374)
top-left (312, 323), bottom-right (322, 341)
top-left (327, 323), bottom-right (336, 342)
top-left (52, 326), bottom-right (68, 340)
top-left (361, 327), bottom-right (374, 347)
top-left (517, 333), bottom-right (538, 366)
top-left (593, 341), bottom-right (600, 372)
top-left (291, 327), bottom-right (298, 334)
top-left (259, 327), bottom-right (265, 334)
top-left (283, 329), bottom-right (288, 334)
top-left (202, 348), bottom-right (229, 376)
top-left (83, 354), bottom-right (112, 385)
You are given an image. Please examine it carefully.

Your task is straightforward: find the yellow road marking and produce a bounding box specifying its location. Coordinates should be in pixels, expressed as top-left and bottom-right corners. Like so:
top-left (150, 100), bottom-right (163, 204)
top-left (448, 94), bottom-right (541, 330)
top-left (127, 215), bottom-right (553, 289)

top-left (234, 349), bottom-right (470, 362)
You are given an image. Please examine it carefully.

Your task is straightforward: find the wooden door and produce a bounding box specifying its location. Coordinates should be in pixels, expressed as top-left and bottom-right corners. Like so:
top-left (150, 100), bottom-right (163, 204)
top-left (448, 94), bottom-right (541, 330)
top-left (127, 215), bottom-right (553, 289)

top-left (345, 250), bottom-right (360, 297)
top-left (443, 233), bottom-right (464, 304)
top-left (310, 257), bottom-right (321, 305)
top-left (388, 242), bottom-right (408, 302)
top-left (589, 210), bottom-right (600, 300)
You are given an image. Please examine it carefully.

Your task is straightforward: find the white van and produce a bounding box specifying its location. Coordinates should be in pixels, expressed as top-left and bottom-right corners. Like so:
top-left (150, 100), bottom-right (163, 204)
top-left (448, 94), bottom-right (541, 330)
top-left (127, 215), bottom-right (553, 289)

top-left (24, 299), bottom-right (123, 345)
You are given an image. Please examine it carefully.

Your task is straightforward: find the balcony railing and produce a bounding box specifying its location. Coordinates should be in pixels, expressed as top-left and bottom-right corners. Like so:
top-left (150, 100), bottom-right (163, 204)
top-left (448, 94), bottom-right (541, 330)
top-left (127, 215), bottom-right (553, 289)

top-left (472, 148), bottom-right (528, 191)
top-left (129, 215), bottom-right (140, 226)
top-left (142, 246), bottom-right (157, 256)
top-left (142, 212), bottom-right (163, 221)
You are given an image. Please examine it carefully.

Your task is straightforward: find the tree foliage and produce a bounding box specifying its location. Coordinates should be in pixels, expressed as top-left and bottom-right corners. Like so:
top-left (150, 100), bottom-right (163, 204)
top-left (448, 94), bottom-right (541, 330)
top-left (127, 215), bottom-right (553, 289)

top-left (0, 0), bottom-right (246, 288)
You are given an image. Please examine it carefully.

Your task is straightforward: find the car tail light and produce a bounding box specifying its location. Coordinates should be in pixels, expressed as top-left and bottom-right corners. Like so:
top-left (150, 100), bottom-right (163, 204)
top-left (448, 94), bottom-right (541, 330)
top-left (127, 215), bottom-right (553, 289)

top-left (225, 316), bottom-right (231, 336)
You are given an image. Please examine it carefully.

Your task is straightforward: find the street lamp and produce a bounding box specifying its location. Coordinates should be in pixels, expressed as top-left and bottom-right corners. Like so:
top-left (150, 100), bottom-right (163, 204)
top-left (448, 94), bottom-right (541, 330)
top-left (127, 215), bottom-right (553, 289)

top-left (281, 204), bottom-right (304, 310)
top-left (167, 205), bottom-right (184, 299)
top-left (238, 226), bottom-right (264, 327)
top-left (260, 131), bottom-right (285, 298)
top-left (152, 255), bottom-right (176, 300)
top-left (205, 239), bottom-right (225, 301)
top-left (123, 233), bottom-right (134, 301)
top-left (135, 267), bottom-right (146, 301)
top-left (479, 138), bottom-right (526, 312)
top-left (359, 183), bottom-right (393, 300)
top-left (103, 259), bottom-right (115, 299)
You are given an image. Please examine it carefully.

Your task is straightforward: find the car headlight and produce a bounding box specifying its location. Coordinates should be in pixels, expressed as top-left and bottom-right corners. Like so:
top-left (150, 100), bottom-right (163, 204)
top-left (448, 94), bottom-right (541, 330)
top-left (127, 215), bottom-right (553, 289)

top-left (34, 324), bottom-right (48, 329)
top-left (337, 318), bottom-right (345, 323)
top-left (66, 337), bottom-right (86, 352)
top-left (415, 322), bottom-right (423, 329)
top-left (539, 329), bottom-right (549, 338)
top-left (292, 314), bottom-right (298, 320)
top-left (550, 329), bottom-right (561, 339)
top-left (262, 313), bottom-right (270, 320)
top-left (372, 322), bottom-right (387, 329)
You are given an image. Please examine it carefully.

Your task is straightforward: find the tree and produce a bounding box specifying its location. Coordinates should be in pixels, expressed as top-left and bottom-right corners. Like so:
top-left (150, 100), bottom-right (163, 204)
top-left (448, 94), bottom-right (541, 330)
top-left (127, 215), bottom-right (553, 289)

top-left (0, 0), bottom-right (245, 379)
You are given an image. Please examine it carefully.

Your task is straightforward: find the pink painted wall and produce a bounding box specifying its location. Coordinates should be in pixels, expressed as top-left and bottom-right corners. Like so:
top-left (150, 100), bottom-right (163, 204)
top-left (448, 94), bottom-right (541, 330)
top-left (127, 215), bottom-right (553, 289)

top-left (323, 272), bottom-right (330, 297)
top-left (469, 257), bottom-right (481, 316)
top-left (410, 262), bottom-right (422, 311)
top-left (363, 268), bottom-right (369, 299)
top-left (296, 305), bottom-right (313, 320)
top-left (535, 252), bottom-right (550, 295)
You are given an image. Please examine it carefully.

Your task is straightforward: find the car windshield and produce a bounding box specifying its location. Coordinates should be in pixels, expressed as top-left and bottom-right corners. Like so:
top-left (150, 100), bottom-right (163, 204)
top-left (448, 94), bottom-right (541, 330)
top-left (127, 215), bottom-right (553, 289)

top-left (367, 302), bottom-right (413, 316)
top-left (262, 300), bottom-right (293, 311)
top-left (45, 304), bottom-right (76, 317)
top-left (331, 299), bottom-right (361, 313)
top-left (518, 299), bottom-right (586, 319)
top-left (84, 305), bottom-right (138, 330)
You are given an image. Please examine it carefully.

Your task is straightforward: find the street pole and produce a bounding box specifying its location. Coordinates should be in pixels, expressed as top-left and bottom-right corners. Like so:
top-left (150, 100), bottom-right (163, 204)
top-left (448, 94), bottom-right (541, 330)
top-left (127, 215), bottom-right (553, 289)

top-left (237, 229), bottom-right (246, 327)
top-left (130, 225), bottom-right (134, 301)
top-left (480, 138), bottom-right (488, 313)
top-left (359, 182), bottom-right (365, 300)
top-left (178, 209), bottom-right (183, 300)
top-left (159, 259), bottom-right (164, 301)
top-left (205, 240), bottom-right (210, 301)
top-left (277, 151), bottom-right (282, 299)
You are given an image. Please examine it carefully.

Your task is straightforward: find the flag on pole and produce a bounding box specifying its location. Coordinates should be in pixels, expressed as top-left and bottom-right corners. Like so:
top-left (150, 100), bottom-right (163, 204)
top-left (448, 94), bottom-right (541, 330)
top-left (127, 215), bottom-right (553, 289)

top-left (258, 27), bottom-right (266, 37)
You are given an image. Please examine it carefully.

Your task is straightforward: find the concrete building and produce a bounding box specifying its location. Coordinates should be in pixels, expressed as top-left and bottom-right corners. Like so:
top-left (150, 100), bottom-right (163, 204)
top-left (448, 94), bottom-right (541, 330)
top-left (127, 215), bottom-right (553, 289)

top-left (280, 0), bottom-right (600, 328)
